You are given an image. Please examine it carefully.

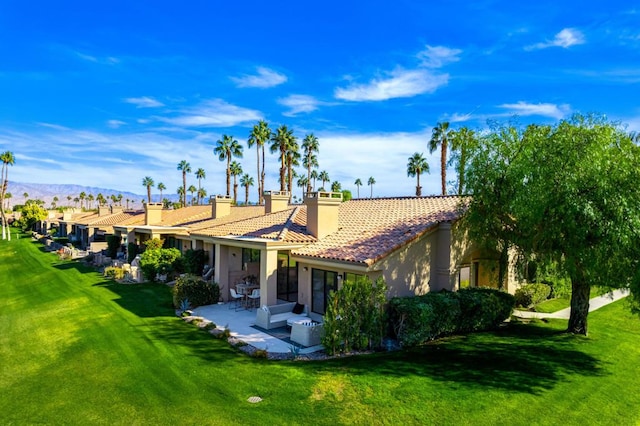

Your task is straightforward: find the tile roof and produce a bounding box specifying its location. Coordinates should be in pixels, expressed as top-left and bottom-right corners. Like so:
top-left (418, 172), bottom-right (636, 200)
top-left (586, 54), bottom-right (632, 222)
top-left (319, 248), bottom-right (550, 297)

top-left (292, 196), bottom-right (467, 265)
top-left (186, 206), bottom-right (266, 231)
top-left (84, 211), bottom-right (145, 226)
top-left (156, 205), bottom-right (213, 226)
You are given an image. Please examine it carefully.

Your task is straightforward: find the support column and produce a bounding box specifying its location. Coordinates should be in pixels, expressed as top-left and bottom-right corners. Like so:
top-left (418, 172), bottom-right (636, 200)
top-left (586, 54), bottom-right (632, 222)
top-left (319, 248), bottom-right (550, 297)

top-left (260, 249), bottom-right (279, 306)
top-left (214, 244), bottom-right (229, 300)
top-left (435, 222), bottom-right (453, 291)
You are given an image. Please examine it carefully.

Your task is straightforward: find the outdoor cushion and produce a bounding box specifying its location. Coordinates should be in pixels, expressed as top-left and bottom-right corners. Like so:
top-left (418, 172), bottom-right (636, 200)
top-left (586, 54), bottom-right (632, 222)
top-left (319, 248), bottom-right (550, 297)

top-left (292, 302), bottom-right (304, 314)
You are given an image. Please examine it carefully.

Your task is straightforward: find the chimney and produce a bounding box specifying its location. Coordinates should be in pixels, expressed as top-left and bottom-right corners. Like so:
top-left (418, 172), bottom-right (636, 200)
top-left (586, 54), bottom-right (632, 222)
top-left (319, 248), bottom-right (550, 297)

top-left (264, 190), bottom-right (290, 214)
top-left (98, 205), bottom-right (110, 216)
top-left (145, 203), bottom-right (163, 225)
top-left (211, 195), bottom-right (232, 219)
top-left (305, 191), bottom-right (342, 239)
top-left (111, 205), bottom-right (123, 214)
top-left (63, 210), bottom-right (74, 221)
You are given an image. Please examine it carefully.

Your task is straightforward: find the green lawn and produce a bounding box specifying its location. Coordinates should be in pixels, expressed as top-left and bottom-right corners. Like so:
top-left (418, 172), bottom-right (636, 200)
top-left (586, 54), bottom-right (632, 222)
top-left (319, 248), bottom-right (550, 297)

top-left (2, 231), bottom-right (640, 425)
top-left (535, 287), bottom-right (611, 313)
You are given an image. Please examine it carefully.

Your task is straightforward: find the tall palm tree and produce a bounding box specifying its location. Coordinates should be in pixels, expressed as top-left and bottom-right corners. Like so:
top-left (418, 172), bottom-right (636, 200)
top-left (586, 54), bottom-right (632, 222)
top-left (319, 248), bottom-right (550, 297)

top-left (177, 160), bottom-right (191, 207)
top-left (23, 192), bottom-right (28, 203)
top-left (449, 126), bottom-right (477, 195)
top-left (73, 197), bottom-right (79, 208)
top-left (270, 125), bottom-right (296, 192)
top-left (297, 175), bottom-right (308, 200)
top-left (367, 176), bottom-right (376, 198)
top-left (117, 194), bottom-right (123, 206)
top-left (214, 135), bottom-right (243, 197)
top-left (310, 170), bottom-right (318, 191)
top-left (197, 188), bottom-right (207, 205)
top-left (157, 182), bottom-right (166, 204)
top-left (176, 186), bottom-right (185, 207)
top-left (79, 192), bottom-right (86, 210)
top-left (354, 178), bottom-right (363, 198)
top-left (240, 173), bottom-right (254, 205)
top-left (4, 192), bottom-right (11, 211)
top-left (110, 194), bottom-right (117, 206)
top-left (195, 168), bottom-right (206, 205)
top-left (286, 140), bottom-right (300, 198)
top-left (52, 196), bottom-right (59, 209)
top-left (429, 121), bottom-right (453, 195)
top-left (87, 194), bottom-right (95, 209)
top-left (318, 170), bottom-right (330, 190)
top-left (230, 161), bottom-right (243, 204)
top-left (302, 133), bottom-right (319, 194)
top-left (248, 120), bottom-right (272, 204)
top-left (187, 184), bottom-right (197, 206)
top-left (331, 181), bottom-right (342, 192)
top-left (142, 176), bottom-right (155, 204)
top-left (66, 195), bottom-right (72, 206)
top-left (1, 151), bottom-right (16, 240)
top-left (407, 152), bottom-right (429, 196)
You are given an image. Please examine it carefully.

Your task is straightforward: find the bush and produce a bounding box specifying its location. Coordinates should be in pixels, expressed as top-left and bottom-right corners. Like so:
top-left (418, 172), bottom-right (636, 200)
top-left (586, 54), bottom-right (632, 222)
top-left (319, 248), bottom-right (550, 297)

top-left (127, 243), bottom-right (138, 264)
top-left (183, 249), bottom-right (206, 275)
top-left (514, 283), bottom-right (552, 308)
top-left (139, 247), bottom-right (181, 282)
top-left (106, 235), bottom-right (121, 259)
top-left (104, 266), bottom-right (125, 280)
top-left (389, 288), bottom-right (515, 347)
top-left (172, 274), bottom-right (220, 308)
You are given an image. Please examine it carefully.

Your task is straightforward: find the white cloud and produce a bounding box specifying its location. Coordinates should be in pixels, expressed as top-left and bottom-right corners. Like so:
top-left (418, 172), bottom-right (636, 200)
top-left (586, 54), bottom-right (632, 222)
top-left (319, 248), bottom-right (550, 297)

top-left (107, 120), bottom-right (126, 129)
top-left (75, 51), bottom-right (120, 65)
top-left (498, 101), bottom-right (571, 119)
top-left (334, 68), bottom-right (449, 101)
top-left (231, 66), bottom-right (287, 88)
top-left (124, 96), bottom-right (165, 108)
top-left (278, 94), bottom-right (322, 116)
top-left (417, 45), bottom-right (462, 68)
top-left (160, 99), bottom-right (263, 127)
top-left (526, 28), bottom-right (586, 50)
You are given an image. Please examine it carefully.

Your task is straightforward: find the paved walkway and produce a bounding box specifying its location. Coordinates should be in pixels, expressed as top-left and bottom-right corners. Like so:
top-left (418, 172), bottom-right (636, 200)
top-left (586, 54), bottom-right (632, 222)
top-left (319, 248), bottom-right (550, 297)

top-left (512, 288), bottom-right (629, 319)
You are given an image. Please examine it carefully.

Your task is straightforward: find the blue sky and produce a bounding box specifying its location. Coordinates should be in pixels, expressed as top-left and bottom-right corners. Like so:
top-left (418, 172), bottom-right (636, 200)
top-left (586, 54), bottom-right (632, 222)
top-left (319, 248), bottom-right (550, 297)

top-left (0, 1), bottom-right (638, 201)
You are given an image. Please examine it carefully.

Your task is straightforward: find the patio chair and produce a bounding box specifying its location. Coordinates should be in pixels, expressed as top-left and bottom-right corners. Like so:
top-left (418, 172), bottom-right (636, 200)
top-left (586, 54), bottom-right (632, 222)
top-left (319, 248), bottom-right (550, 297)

top-left (229, 288), bottom-right (244, 311)
top-left (247, 288), bottom-right (260, 310)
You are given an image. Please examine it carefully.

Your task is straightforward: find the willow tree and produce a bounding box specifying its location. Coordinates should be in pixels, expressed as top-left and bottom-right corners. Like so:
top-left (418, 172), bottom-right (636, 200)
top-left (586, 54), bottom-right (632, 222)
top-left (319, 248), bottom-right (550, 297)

top-left (463, 115), bottom-right (640, 335)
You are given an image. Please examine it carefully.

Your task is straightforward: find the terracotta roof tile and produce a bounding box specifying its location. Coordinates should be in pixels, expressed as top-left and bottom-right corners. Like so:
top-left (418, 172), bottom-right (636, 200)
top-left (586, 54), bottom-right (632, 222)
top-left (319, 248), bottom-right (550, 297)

top-left (157, 205), bottom-right (212, 226)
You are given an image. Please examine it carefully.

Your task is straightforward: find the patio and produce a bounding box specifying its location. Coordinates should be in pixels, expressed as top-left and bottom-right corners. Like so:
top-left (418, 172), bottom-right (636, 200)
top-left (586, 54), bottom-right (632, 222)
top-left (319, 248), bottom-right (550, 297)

top-left (192, 302), bottom-right (324, 354)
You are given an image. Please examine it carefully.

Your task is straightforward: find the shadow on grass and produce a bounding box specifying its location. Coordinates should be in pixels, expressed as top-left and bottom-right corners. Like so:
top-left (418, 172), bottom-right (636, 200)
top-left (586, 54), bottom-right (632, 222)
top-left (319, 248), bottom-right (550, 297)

top-left (102, 282), bottom-right (176, 318)
top-left (304, 324), bottom-right (605, 395)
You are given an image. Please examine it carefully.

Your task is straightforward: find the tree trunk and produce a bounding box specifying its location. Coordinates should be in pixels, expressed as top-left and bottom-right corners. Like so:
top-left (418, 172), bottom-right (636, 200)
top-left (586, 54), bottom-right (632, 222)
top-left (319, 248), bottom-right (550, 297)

top-left (260, 145), bottom-right (266, 205)
top-left (568, 278), bottom-right (590, 335)
top-left (440, 141), bottom-right (447, 195)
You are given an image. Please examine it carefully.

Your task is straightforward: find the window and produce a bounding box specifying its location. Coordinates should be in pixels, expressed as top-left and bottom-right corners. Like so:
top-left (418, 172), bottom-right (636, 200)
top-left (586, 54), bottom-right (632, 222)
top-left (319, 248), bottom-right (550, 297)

top-left (312, 269), bottom-right (338, 314)
top-left (242, 248), bottom-right (260, 264)
top-left (344, 272), bottom-right (364, 284)
top-left (277, 252), bottom-right (298, 302)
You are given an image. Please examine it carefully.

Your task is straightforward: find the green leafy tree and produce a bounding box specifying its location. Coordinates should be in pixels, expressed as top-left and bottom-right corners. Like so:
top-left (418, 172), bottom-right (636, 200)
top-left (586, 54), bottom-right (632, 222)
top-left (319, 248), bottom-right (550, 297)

top-left (429, 121), bottom-right (453, 195)
top-left (270, 125), bottom-right (296, 192)
top-left (463, 114), bottom-right (640, 335)
top-left (142, 176), bottom-right (155, 204)
top-left (240, 173), bottom-right (254, 205)
top-left (407, 152), bottom-right (429, 196)
top-left (248, 120), bottom-right (272, 204)
top-left (214, 135), bottom-right (243, 197)
top-left (177, 160), bottom-right (191, 207)
top-left (367, 176), bottom-right (376, 198)
top-left (195, 168), bottom-right (206, 205)
top-left (16, 200), bottom-right (48, 231)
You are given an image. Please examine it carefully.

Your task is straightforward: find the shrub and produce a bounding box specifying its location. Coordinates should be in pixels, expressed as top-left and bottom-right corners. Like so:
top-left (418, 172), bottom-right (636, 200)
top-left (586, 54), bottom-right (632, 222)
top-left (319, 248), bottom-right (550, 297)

top-left (106, 235), bottom-right (121, 259)
top-left (144, 238), bottom-right (165, 251)
top-left (183, 249), bottom-right (206, 275)
top-left (514, 283), bottom-right (552, 308)
top-left (389, 288), bottom-right (515, 347)
top-left (127, 243), bottom-right (138, 264)
top-left (322, 276), bottom-right (387, 355)
top-left (104, 266), bottom-right (125, 280)
top-left (172, 274), bottom-right (220, 308)
top-left (139, 247), bottom-right (181, 282)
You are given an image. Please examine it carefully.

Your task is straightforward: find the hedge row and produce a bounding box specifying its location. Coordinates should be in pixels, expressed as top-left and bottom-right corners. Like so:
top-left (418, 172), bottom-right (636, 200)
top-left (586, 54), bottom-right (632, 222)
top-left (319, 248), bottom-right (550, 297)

top-left (172, 274), bottom-right (220, 309)
top-left (388, 288), bottom-right (515, 347)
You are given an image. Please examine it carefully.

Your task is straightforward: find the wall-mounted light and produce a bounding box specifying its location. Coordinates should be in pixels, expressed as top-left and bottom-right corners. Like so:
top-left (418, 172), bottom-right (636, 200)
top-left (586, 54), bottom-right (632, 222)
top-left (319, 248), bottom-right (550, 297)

top-left (303, 266), bottom-right (309, 272)
top-left (232, 253), bottom-right (236, 257)
top-left (337, 274), bottom-right (343, 281)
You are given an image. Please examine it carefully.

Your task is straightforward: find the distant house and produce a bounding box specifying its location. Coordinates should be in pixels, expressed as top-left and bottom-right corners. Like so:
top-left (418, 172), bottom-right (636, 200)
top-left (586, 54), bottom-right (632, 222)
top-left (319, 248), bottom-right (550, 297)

top-left (115, 191), bottom-right (522, 319)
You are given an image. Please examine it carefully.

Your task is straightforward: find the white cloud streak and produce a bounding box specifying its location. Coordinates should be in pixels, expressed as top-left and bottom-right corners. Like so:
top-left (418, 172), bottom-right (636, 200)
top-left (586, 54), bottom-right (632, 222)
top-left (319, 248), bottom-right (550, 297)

top-left (159, 99), bottom-right (263, 127)
top-left (124, 96), bottom-right (165, 108)
top-left (526, 28), bottom-right (586, 50)
top-left (498, 101), bottom-right (571, 119)
top-left (334, 68), bottom-right (449, 101)
top-left (231, 66), bottom-right (287, 88)
top-left (278, 94), bottom-right (323, 116)
top-left (417, 45), bottom-right (462, 68)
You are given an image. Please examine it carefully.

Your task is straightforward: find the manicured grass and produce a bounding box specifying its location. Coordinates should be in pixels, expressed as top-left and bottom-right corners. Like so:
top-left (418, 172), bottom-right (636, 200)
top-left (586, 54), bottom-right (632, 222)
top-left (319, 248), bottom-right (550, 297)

top-left (535, 287), bottom-right (611, 313)
top-left (2, 231), bottom-right (640, 424)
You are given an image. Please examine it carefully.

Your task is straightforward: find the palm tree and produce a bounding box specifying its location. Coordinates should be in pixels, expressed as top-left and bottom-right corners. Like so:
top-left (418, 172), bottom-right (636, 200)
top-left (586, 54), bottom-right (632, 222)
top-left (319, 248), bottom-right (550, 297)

top-left (177, 160), bottom-right (191, 207)
top-left (73, 197), bottom-right (79, 208)
top-left (197, 188), bottom-right (207, 205)
top-left (52, 196), bottom-right (59, 209)
top-left (297, 175), bottom-right (308, 200)
top-left (248, 120), bottom-right (272, 204)
top-left (449, 126), bottom-right (477, 195)
top-left (176, 186), bottom-right (185, 207)
top-left (240, 173), bottom-right (254, 205)
top-left (367, 177), bottom-right (376, 198)
top-left (214, 135), bottom-right (243, 197)
top-left (66, 195), bottom-right (72, 206)
top-left (354, 178), bottom-right (363, 198)
top-left (157, 182), bottom-right (166, 204)
top-left (318, 170), bottom-right (330, 190)
top-left (125, 199), bottom-right (130, 209)
top-left (195, 168), bottom-right (206, 205)
top-left (87, 194), bottom-right (95, 209)
top-left (117, 194), bottom-right (123, 206)
top-left (331, 181), bottom-right (342, 192)
top-left (142, 176), bottom-right (155, 204)
top-left (79, 192), bottom-right (86, 210)
top-left (1, 151), bottom-right (16, 240)
top-left (96, 193), bottom-right (105, 206)
top-left (4, 192), bottom-right (11, 211)
top-left (270, 125), bottom-right (296, 192)
top-left (429, 121), bottom-right (453, 195)
top-left (23, 192), bottom-right (28, 203)
top-left (187, 184), bottom-right (197, 205)
top-left (286, 140), bottom-right (300, 198)
top-left (407, 152), bottom-right (429, 196)
top-left (110, 194), bottom-right (117, 206)
top-left (310, 170), bottom-right (318, 191)
top-left (302, 133), bottom-right (319, 194)
top-left (230, 161), bottom-right (243, 204)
